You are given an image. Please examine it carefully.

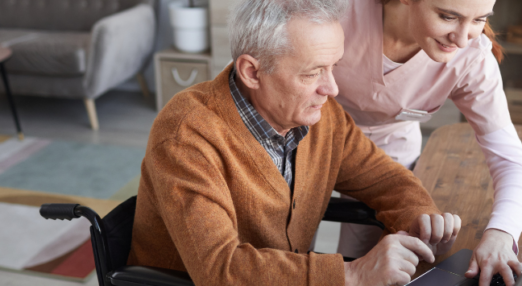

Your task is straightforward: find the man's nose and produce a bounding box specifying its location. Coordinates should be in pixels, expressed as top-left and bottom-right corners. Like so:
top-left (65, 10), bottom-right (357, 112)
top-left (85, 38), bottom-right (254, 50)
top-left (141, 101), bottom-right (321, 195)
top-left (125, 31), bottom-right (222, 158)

top-left (317, 71), bottom-right (339, 97)
top-left (448, 24), bottom-right (471, 49)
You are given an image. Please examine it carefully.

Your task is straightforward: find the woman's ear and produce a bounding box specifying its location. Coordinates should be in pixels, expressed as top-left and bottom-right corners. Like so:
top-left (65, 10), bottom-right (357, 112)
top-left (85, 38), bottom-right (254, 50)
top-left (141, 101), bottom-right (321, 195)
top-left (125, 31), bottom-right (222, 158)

top-left (235, 55), bottom-right (261, 90)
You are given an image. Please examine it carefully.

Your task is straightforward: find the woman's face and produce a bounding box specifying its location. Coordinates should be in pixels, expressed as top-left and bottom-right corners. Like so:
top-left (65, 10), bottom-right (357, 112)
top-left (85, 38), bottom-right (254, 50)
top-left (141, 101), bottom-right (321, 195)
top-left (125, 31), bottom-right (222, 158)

top-left (404, 0), bottom-right (496, 63)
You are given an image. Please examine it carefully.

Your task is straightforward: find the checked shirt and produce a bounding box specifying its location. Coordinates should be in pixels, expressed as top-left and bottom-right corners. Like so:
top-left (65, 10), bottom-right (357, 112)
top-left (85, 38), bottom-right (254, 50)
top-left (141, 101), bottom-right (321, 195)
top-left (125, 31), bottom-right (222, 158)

top-left (229, 69), bottom-right (309, 191)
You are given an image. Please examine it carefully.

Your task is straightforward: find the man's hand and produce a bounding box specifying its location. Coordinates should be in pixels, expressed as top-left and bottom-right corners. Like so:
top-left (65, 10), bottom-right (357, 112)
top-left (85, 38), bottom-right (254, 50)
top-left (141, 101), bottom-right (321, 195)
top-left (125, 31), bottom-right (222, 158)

top-left (344, 233), bottom-right (435, 286)
top-left (408, 213), bottom-right (461, 256)
top-left (464, 229), bottom-right (522, 286)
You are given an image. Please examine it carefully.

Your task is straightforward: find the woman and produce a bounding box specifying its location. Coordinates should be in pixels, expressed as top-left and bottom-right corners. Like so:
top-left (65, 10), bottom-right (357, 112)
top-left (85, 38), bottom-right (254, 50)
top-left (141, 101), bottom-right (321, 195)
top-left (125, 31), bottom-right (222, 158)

top-left (333, 0), bottom-right (522, 284)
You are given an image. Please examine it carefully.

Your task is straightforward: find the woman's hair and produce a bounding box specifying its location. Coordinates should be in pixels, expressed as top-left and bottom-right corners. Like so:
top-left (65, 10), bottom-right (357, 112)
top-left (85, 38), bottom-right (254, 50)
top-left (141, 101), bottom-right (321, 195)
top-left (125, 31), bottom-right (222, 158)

top-left (228, 0), bottom-right (348, 73)
top-left (380, 0), bottom-right (504, 62)
top-left (483, 20), bottom-right (504, 63)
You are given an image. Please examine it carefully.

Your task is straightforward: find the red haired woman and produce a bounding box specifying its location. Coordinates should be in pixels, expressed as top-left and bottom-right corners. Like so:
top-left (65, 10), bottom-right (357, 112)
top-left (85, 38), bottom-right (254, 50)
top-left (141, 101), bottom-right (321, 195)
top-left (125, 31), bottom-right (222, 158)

top-left (333, 0), bottom-right (522, 284)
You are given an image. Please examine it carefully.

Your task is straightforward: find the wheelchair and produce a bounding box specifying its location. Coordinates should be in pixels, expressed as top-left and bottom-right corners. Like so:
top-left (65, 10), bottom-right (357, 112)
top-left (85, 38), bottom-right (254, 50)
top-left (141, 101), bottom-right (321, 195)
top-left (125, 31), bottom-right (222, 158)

top-left (40, 196), bottom-right (384, 286)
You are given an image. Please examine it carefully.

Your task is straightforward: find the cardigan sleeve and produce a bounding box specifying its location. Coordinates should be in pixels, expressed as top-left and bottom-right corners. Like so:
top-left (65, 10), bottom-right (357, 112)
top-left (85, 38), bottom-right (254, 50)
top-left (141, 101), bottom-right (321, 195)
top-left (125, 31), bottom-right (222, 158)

top-left (145, 138), bottom-right (345, 286)
top-left (333, 112), bottom-right (441, 234)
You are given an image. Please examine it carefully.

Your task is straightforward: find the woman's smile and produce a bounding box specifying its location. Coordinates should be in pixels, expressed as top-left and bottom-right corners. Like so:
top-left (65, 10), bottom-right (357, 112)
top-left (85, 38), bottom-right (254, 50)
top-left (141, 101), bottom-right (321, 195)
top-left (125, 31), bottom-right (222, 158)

top-left (435, 39), bottom-right (458, 53)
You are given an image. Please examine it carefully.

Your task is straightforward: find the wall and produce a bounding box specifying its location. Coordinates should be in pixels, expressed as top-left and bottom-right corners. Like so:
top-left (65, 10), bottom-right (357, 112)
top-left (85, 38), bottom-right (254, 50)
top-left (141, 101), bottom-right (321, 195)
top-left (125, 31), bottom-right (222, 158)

top-left (490, 0), bottom-right (522, 89)
top-left (209, 0), bottom-right (239, 78)
top-left (490, 0), bottom-right (522, 33)
top-left (118, 0), bottom-right (209, 92)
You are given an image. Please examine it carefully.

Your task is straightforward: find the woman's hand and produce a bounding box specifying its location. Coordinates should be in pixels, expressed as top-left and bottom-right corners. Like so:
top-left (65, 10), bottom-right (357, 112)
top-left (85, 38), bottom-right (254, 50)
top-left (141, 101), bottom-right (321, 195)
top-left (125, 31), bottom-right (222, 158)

top-left (465, 229), bottom-right (522, 286)
top-left (408, 213), bottom-right (461, 256)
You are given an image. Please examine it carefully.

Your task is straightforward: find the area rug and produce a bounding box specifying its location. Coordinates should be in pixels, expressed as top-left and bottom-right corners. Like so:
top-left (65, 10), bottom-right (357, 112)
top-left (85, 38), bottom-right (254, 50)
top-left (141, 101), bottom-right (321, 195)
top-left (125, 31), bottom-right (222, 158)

top-left (0, 201), bottom-right (93, 281)
top-left (0, 135), bottom-right (145, 199)
top-left (0, 134), bottom-right (143, 282)
top-left (0, 187), bottom-right (121, 282)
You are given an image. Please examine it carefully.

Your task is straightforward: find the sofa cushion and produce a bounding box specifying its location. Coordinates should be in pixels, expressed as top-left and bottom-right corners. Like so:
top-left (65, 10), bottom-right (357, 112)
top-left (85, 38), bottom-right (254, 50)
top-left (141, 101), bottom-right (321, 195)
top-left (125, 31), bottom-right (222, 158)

top-left (0, 29), bottom-right (40, 47)
top-left (0, 29), bottom-right (91, 76)
top-left (0, 0), bottom-right (152, 32)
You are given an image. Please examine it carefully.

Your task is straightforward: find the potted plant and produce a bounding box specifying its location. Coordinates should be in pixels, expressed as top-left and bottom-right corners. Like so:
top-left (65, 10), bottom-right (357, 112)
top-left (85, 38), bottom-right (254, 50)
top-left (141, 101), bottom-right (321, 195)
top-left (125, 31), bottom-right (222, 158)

top-left (169, 0), bottom-right (209, 53)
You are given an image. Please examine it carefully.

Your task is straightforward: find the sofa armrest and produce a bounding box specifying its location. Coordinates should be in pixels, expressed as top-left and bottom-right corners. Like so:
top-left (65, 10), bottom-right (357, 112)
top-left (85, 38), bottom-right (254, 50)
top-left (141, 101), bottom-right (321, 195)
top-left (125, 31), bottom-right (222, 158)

top-left (84, 4), bottom-right (156, 98)
top-left (109, 266), bottom-right (194, 286)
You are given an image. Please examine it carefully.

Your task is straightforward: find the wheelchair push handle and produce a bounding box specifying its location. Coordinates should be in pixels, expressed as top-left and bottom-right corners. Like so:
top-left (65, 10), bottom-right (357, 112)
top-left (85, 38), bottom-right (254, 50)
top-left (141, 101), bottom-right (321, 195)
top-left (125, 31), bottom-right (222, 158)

top-left (40, 203), bottom-right (81, 221)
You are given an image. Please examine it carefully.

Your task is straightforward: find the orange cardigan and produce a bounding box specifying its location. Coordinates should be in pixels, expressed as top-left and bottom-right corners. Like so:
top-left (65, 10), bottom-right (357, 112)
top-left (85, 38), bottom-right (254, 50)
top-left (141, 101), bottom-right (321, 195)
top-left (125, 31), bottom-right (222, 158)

top-left (127, 64), bottom-right (440, 285)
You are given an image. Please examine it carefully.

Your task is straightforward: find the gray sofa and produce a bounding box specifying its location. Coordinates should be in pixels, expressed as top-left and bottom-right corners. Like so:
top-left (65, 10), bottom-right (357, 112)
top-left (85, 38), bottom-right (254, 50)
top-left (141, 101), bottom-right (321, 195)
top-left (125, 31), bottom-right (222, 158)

top-left (0, 0), bottom-right (156, 130)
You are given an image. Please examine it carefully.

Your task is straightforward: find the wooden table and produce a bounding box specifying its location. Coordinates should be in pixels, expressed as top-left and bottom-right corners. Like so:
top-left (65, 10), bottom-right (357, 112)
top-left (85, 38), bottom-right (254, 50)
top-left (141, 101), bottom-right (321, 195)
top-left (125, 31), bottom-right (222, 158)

top-left (413, 123), bottom-right (522, 275)
top-left (0, 47), bottom-right (24, 140)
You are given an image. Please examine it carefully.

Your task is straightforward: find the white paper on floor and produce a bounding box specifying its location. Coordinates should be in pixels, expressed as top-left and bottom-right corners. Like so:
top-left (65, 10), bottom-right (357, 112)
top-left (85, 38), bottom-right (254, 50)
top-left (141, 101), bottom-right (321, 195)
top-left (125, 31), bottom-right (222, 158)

top-left (0, 202), bottom-right (90, 270)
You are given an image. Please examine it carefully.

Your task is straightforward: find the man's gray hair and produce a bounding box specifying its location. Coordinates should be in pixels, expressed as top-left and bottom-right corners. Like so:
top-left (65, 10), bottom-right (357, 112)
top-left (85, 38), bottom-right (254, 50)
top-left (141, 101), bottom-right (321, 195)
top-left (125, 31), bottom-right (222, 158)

top-left (229, 0), bottom-right (348, 73)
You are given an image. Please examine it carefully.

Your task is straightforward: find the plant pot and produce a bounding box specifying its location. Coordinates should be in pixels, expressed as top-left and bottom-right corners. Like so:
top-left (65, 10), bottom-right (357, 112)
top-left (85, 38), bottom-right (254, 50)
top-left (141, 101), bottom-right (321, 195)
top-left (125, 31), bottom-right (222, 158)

top-left (169, 5), bottom-right (209, 53)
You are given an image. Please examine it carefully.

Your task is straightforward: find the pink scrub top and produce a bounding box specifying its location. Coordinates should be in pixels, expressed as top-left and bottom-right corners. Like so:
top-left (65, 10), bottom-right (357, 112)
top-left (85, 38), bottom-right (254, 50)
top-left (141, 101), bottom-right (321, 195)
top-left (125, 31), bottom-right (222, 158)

top-left (334, 0), bottom-right (522, 244)
top-left (334, 0), bottom-right (511, 164)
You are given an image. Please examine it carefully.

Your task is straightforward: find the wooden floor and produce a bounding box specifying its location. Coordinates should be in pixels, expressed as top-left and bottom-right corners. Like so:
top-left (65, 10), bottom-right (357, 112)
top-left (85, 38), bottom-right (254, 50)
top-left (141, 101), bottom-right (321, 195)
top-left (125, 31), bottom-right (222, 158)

top-left (0, 90), bottom-right (157, 148)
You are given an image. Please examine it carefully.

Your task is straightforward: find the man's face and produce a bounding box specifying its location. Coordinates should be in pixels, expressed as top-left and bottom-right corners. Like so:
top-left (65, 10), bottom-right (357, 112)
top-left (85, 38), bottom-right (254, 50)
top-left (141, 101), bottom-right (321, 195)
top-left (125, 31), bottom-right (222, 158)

top-left (252, 17), bottom-right (345, 132)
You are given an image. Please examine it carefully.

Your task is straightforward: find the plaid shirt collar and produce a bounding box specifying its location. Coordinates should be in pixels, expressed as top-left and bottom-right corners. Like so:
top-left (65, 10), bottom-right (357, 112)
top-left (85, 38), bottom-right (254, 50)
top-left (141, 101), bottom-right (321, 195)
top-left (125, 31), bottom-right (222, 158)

top-left (229, 68), bottom-right (308, 189)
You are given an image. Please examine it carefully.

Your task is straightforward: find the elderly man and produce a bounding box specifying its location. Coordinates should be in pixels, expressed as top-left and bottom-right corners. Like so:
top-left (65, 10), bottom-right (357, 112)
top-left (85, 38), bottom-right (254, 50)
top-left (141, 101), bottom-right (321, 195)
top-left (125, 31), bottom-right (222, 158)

top-left (128, 0), bottom-right (461, 285)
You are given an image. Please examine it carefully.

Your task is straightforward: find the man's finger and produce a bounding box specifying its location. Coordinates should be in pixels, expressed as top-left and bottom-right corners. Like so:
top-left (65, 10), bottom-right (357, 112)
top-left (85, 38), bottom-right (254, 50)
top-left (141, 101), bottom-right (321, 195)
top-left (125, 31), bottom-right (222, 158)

top-left (452, 214), bottom-right (461, 237)
top-left (397, 230), bottom-right (409, 236)
top-left (401, 246), bottom-right (421, 267)
top-left (398, 259), bottom-right (417, 277)
top-left (465, 256), bottom-right (479, 279)
top-left (392, 271), bottom-right (412, 286)
top-left (415, 214), bottom-right (431, 244)
top-left (429, 214), bottom-right (444, 244)
top-left (442, 213), bottom-right (454, 243)
top-left (399, 236), bottom-right (435, 264)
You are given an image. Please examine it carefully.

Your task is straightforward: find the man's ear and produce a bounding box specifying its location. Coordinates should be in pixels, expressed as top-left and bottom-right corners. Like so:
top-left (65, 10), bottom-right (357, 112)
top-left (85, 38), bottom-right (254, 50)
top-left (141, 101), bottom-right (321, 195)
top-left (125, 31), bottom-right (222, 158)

top-left (235, 55), bottom-right (261, 90)
top-left (399, 0), bottom-right (410, 6)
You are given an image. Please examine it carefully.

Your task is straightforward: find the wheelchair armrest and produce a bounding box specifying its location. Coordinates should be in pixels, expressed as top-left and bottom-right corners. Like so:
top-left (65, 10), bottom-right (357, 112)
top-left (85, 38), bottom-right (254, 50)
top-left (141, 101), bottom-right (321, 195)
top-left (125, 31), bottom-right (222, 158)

top-left (323, 198), bottom-right (384, 229)
top-left (109, 265), bottom-right (194, 286)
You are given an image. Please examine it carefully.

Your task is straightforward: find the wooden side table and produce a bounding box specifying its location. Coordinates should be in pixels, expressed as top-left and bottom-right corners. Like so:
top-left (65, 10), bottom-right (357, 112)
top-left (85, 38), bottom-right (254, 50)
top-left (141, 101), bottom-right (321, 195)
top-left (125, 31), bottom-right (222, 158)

top-left (154, 49), bottom-right (212, 111)
top-left (0, 47), bottom-right (23, 140)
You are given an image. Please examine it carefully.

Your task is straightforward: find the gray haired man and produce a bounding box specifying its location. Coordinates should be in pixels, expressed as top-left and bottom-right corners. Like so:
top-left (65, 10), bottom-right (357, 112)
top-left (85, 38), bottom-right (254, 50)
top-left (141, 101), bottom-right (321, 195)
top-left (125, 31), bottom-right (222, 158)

top-left (128, 0), bottom-right (460, 285)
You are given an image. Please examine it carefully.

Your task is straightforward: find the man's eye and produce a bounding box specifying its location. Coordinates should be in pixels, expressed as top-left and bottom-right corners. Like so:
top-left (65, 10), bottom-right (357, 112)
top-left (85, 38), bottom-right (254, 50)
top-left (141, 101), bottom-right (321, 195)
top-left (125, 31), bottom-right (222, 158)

top-left (440, 14), bottom-right (456, 21)
top-left (474, 18), bottom-right (487, 23)
top-left (306, 73), bottom-right (320, 78)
